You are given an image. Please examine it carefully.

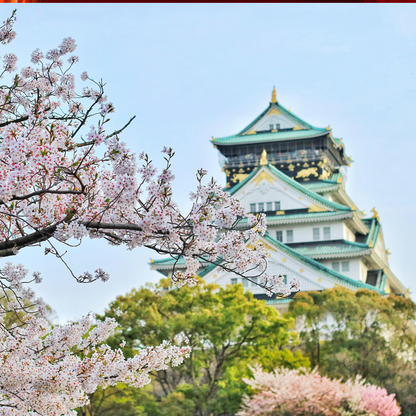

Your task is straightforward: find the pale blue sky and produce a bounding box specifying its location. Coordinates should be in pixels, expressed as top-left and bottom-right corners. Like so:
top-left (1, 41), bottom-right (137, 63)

top-left (2, 4), bottom-right (416, 321)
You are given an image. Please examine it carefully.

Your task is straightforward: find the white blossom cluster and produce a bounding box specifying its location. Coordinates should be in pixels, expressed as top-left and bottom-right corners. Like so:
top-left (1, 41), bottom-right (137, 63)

top-left (0, 262), bottom-right (190, 416)
top-left (0, 19), bottom-right (297, 296)
top-left (0, 309), bottom-right (190, 416)
top-left (259, 274), bottom-right (301, 298)
top-left (0, 14), bottom-right (299, 415)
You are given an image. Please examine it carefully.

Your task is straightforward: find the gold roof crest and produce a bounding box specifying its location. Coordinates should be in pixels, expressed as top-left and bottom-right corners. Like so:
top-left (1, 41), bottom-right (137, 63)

top-left (271, 86), bottom-right (277, 103)
top-left (260, 149), bottom-right (269, 166)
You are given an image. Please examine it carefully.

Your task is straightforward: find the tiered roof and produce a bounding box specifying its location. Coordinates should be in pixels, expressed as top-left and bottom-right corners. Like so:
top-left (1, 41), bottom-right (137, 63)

top-left (288, 240), bottom-right (371, 259)
top-left (150, 89), bottom-right (408, 299)
top-left (211, 89), bottom-right (352, 165)
top-left (150, 233), bottom-right (383, 295)
top-left (262, 234), bottom-right (383, 293)
top-left (228, 164), bottom-right (351, 212)
top-left (302, 172), bottom-right (343, 193)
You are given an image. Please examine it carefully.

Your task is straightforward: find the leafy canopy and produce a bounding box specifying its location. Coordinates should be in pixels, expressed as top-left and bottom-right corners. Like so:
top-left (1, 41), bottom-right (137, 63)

top-left (98, 279), bottom-right (308, 416)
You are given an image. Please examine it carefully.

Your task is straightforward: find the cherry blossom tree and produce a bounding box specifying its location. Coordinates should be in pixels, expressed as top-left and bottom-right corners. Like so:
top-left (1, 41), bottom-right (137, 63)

top-left (0, 10), bottom-right (299, 416)
top-left (239, 365), bottom-right (401, 416)
top-left (0, 10), bottom-right (297, 296)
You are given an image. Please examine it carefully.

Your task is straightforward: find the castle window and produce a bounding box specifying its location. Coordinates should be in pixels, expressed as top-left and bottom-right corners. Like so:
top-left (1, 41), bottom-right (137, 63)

top-left (269, 124), bottom-right (274, 130)
top-left (332, 262), bottom-right (340, 272)
top-left (366, 271), bottom-right (379, 286)
top-left (250, 277), bottom-right (258, 287)
top-left (342, 261), bottom-right (349, 272)
top-left (250, 203), bottom-right (256, 212)
top-left (258, 203), bottom-right (264, 212)
top-left (267, 202), bottom-right (273, 211)
top-left (324, 227), bottom-right (331, 240)
top-left (276, 123), bottom-right (280, 130)
top-left (242, 278), bottom-right (249, 287)
top-left (276, 231), bottom-right (283, 242)
top-left (282, 274), bottom-right (287, 285)
top-left (231, 278), bottom-right (238, 285)
top-left (286, 230), bottom-right (294, 243)
top-left (313, 228), bottom-right (320, 241)
top-left (275, 201), bottom-right (281, 210)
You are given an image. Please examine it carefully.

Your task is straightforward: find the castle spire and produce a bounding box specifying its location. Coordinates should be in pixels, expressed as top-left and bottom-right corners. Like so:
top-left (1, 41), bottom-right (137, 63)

top-left (271, 86), bottom-right (277, 103)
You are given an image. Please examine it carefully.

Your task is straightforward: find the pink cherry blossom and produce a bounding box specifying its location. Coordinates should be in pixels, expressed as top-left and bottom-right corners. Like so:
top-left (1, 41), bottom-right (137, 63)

top-left (0, 27), bottom-right (290, 296)
top-left (0, 13), bottom-right (298, 416)
top-left (240, 365), bottom-right (400, 416)
top-left (0, 262), bottom-right (191, 416)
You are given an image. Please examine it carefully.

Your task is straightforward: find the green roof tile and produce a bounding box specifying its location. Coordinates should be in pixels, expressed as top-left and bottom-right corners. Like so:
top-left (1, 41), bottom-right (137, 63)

top-left (150, 256), bottom-right (216, 278)
top-left (363, 217), bottom-right (381, 246)
top-left (262, 234), bottom-right (383, 293)
top-left (214, 128), bottom-right (328, 146)
top-left (302, 182), bottom-right (339, 192)
top-left (289, 240), bottom-right (370, 257)
top-left (237, 211), bottom-right (353, 226)
top-left (151, 257), bottom-right (186, 266)
top-left (152, 235), bottom-right (382, 294)
top-left (265, 298), bottom-right (292, 305)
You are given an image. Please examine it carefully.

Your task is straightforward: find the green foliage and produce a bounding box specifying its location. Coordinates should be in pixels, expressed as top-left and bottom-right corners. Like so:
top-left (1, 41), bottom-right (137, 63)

top-left (0, 289), bottom-right (53, 328)
top-left (287, 287), bottom-right (416, 416)
top-left (90, 278), bottom-right (308, 416)
top-left (77, 383), bottom-right (156, 416)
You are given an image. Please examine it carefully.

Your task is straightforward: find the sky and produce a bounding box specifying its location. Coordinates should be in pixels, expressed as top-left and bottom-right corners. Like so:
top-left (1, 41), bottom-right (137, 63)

top-left (2, 4), bottom-right (416, 322)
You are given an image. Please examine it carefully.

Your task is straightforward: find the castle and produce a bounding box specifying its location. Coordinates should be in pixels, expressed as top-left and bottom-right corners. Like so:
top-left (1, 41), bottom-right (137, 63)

top-left (151, 88), bottom-right (408, 306)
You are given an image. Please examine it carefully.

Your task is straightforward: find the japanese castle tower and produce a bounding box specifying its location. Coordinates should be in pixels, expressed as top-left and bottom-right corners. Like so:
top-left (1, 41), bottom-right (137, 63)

top-left (151, 88), bottom-right (408, 305)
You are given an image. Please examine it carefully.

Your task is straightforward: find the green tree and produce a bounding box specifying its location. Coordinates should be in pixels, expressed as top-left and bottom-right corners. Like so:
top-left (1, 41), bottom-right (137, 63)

top-left (77, 384), bottom-right (155, 416)
top-left (287, 287), bottom-right (416, 415)
top-left (94, 278), bottom-right (308, 416)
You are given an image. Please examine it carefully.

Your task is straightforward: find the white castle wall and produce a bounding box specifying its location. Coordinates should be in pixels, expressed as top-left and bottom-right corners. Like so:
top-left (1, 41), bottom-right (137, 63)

top-left (319, 258), bottom-right (365, 283)
top-left (267, 221), bottom-right (345, 244)
top-left (343, 223), bottom-right (356, 242)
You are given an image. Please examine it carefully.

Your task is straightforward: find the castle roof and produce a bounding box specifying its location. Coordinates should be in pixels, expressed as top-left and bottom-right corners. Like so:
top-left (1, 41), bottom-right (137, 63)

top-left (150, 233), bottom-right (384, 295)
top-left (211, 91), bottom-right (352, 164)
top-left (213, 128), bottom-right (329, 146)
top-left (228, 164), bottom-right (351, 212)
top-left (262, 234), bottom-right (383, 293)
top-left (288, 240), bottom-right (371, 259)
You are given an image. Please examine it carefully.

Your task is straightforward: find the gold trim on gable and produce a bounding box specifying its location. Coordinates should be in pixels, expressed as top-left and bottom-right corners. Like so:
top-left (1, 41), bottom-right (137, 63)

top-left (308, 203), bottom-right (328, 213)
top-left (253, 170), bottom-right (276, 186)
top-left (245, 129), bottom-right (256, 135)
top-left (275, 210), bottom-right (285, 215)
top-left (268, 108), bottom-right (280, 117)
top-left (261, 241), bottom-right (277, 253)
top-left (247, 241), bottom-right (277, 253)
top-left (293, 126), bottom-right (303, 130)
